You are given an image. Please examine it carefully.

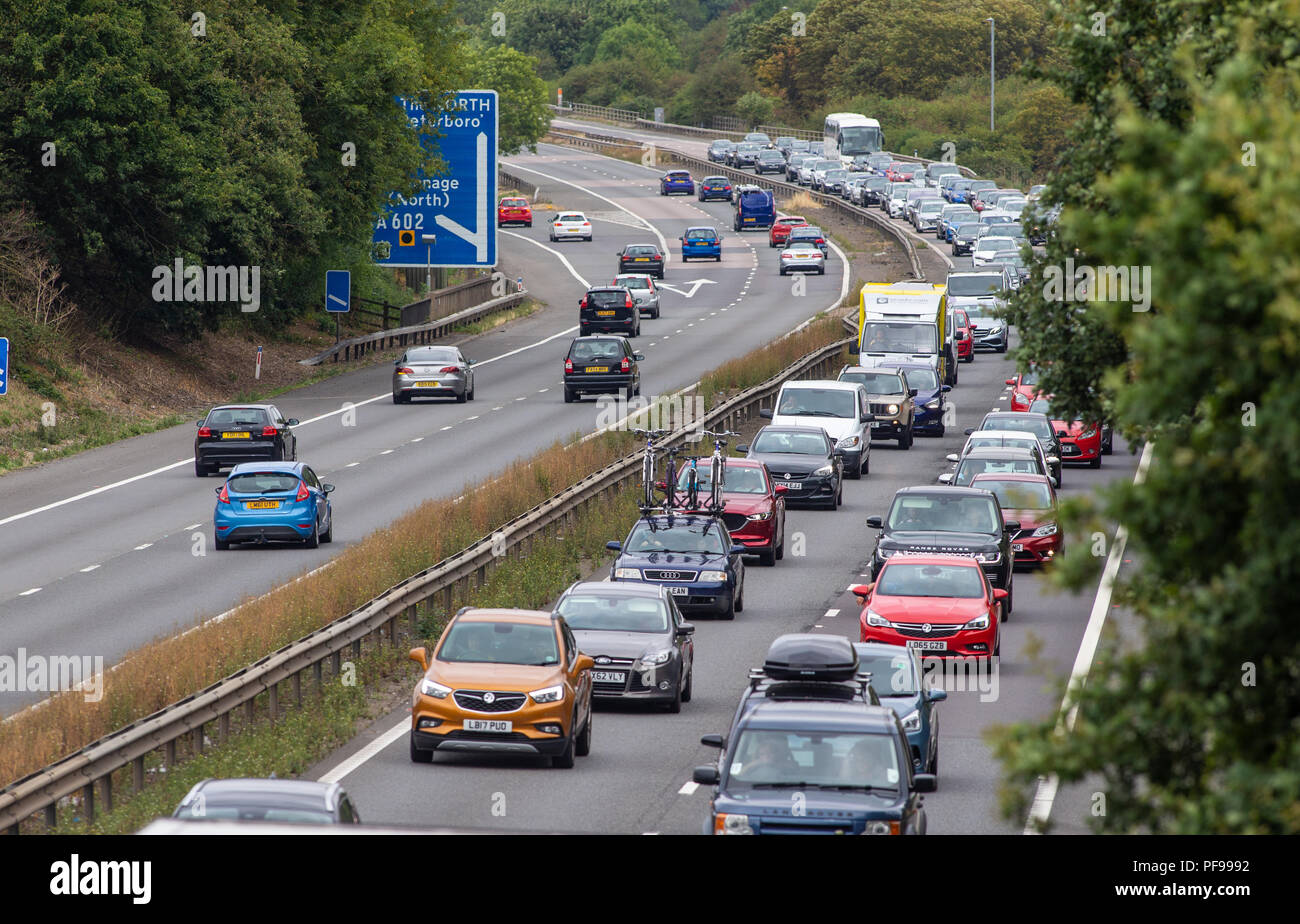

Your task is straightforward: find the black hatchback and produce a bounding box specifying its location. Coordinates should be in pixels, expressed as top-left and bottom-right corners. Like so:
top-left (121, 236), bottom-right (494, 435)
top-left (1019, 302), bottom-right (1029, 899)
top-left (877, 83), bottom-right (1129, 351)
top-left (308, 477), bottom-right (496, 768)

top-left (617, 244), bottom-right (665, 279)
top-left (563, 336), bottom-right (643, 402)
top-left (195, 404), bottom-right (298, 477)
top-left (580, 286), bottom-right (640, 338)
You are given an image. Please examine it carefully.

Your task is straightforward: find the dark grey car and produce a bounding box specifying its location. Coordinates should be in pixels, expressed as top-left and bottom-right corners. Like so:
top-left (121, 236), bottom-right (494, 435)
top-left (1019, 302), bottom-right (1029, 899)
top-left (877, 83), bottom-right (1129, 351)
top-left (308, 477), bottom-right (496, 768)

top-left (392, 345), bottom-right (475, 404)
top-left (173, 778), bottom-right (361, 824)
top-left (553, 581), bottom-right (696, 712)
top-left (194, 404), bottom-right (298, 477)
top-left (737, 425), bottom-right (844, 509)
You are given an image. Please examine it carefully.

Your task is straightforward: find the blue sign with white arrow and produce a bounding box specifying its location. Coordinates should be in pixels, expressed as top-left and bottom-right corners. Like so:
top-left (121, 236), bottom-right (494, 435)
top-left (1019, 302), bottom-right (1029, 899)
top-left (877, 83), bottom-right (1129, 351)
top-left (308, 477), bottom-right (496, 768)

top-left (373, 90), bottom-right (498, 269)
top-left (0, 337), bottom-right (7, 396)
top-left (325, 270), bottom-right (351, 313)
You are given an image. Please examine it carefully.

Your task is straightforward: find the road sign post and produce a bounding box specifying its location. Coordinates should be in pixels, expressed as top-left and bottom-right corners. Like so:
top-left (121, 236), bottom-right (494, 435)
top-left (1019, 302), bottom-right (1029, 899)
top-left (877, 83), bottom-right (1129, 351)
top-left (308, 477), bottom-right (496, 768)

top-left (372, 90), bottom-right (498, 271)
top-left (0, 337), bottom-right (8, 396)
top-left (255, 345), bottom-right (262, 380)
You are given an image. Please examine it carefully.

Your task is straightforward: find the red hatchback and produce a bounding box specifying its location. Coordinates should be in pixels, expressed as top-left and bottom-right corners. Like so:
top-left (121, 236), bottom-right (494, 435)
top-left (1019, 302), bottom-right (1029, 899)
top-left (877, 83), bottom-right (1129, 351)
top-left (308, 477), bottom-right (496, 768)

top-left (497, 196), bottom-right (532, 227)
top-left (886, 163), bottom-right (916, 182)
top-left (1028, 397), bottom-right (1102, 467)
top-left (853, 555), bottom-right (1006, 659)
top-left (970, 473), bottom-right (1062, 567)
top-left (672, 459), bottom-right (787, 566)
top-left (769, 215), bottom-right (808, 248)
top-left (953, 308), bottom-right (974, 363)
top-left (1005, 369), bottom-right (1041, 412)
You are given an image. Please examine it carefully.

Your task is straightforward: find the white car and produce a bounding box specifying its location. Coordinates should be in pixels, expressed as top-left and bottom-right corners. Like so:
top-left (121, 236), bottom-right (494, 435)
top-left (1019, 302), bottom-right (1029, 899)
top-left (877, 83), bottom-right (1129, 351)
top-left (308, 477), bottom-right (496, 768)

top-left (550, 212), bottom-right (593, 242)
top-left (764, 380), bottom-right (874, 478)
top-left (944, 431), bottom-right (1060, 487)
top-left (972, 236), bottom-right (1018, 266)
top-left (886, 188), bottom-right (910, 218)
top-left (912, 199), bottom-right (945, 232)
top-left (778, 242), bottom-right (827, 276)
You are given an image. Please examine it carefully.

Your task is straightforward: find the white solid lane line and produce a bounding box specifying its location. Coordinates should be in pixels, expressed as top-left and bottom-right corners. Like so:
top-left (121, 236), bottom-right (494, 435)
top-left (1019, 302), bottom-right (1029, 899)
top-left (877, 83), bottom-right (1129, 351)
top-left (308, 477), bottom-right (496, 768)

top-left (318, 718), bottom-right (408, 784)
top-left (1023, 439), bottom-right (1154, 834)
top-left (499, 229), bottom-right (589, 288)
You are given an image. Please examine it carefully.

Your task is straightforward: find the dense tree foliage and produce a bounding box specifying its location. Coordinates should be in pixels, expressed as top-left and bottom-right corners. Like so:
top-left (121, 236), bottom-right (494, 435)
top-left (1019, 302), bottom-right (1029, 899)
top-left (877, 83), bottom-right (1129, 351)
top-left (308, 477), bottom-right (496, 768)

top-left (994, 0), bottom-right (1300, 833)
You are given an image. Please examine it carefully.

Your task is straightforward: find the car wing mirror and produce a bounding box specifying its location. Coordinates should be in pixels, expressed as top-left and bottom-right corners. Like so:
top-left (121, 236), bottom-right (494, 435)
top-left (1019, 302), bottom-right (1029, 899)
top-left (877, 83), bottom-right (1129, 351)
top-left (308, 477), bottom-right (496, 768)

top-left (758, 408), bottom-right (773, 419)
top-left (693, 766), bottom-right (721, 785)
top-left (908, 388), bottom-right (918, 397)
top-left (633, 352), bottom-right (645, 361)
top-left (735, 444), bottom-right (750, 454)
top-left (927, 687), bottom-right (948, 702)
top-left (866, 515), bottom-right (883, 528)
top-left (700, 734), bottom-right (725, 749)
top-left (408, 647), bottom-right (430, 672)
top-left (606, 541), bottom-right (622, 552)
top-left (676, 623), bottom-right (696, 636)
top-left (322, 484), bottom-right (335, 494)
top-left (286, 418), bottom-right (299, 426)
top-left (1004, 520), bottom-right (1021, 532)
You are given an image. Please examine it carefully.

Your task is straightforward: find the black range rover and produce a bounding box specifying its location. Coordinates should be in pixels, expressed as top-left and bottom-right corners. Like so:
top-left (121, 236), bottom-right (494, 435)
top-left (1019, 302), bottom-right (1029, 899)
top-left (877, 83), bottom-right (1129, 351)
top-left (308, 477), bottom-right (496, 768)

top-left (866, 486), bottom-right (1018, 615)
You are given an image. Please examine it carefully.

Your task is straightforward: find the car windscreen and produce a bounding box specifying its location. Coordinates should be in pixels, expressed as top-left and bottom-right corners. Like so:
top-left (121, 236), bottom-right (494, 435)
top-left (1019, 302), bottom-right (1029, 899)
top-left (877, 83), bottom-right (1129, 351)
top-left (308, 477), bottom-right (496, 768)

top-left (625, 523), bottom-right (727, 555)
top-left (227, 472), bottom-right (300, 494)
top-left (438, 621), bottom-right (560, 666)
top-left (887, 494), bottom-right (1001, 534)
top-left (977, 238), bottom-right (1016, 252)
top-left (825, 170), bottom-right (847, 180)
top-left (984, 416), bottom-right (1052, 439)
top-left (586, 290), bottom-right (628, 308)
top-left (956, 458), bottom-right (1040, 483)
top-left (751, 430), bottom-right (829, 455)
top-left (877, 562), bottom-right (985, 598)
top-left (896, 367), bottom-right (939, 391)
top-left (861, 322), bottom-right (938, 354)
top-left (555, 595), bottom-right (669, 633)
top-left (856, 653), bottom-right (918, 694)
top-left (974, 479), bottom-right (1053, 510)
top-left (727, 730), bottom-right (901, 790)
top-left (840, 371), bottom-right (906, 394)
top-left (955, 223), bottom-right (982, 237)
top-left (776, 387), bottom-right (857, 419)
top-left (917, 200), bottom-right (944, 213)
top-left (570, 340), bottom-right (623, 363)
top-left (206, 408), bottom-right (269, 429)
top-left (676, 463), bottom-right (767, 494)
top-left (947, 275), bottom-right (1005, 296)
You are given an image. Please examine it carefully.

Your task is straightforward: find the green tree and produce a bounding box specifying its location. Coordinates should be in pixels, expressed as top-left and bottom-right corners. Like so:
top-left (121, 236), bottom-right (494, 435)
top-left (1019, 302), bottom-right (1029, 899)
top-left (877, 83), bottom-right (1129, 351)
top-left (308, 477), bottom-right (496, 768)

top-left (733, 91), bottom-right (776, 129)
top-left (594, 19), bottom-right (681, 70)
top-left (463, 42), bottom-right (551, 154)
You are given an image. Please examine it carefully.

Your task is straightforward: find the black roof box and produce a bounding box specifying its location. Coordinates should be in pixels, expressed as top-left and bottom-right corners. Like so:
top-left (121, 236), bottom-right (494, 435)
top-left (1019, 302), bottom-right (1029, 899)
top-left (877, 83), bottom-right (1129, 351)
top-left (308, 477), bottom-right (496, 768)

top-left (763, 634), bottom-right (859, 682)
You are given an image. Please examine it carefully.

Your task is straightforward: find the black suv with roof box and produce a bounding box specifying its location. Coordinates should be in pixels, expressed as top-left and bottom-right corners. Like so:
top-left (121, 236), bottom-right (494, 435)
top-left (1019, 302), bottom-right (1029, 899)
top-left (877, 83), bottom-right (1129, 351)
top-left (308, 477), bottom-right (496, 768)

top-left (579, 286), bottom-right (640, 338)
top-left (866, 486), bottom-right (1017, 615)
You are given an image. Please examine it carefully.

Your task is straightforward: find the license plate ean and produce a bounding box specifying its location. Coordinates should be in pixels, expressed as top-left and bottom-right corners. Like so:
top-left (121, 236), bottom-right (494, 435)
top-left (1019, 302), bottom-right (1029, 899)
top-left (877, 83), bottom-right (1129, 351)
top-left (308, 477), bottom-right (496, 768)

top-left (463, 718), bottom-right (511, 733)
top-left (667, 586), bottom-right (688, 596)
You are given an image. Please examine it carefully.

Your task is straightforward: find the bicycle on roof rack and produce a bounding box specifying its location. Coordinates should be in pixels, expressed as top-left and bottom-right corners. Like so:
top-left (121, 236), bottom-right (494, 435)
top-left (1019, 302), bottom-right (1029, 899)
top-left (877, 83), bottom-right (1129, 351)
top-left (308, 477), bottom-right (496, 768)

top-left (633, 428), bottom-right (671, 512)
top-left (680, 429), bottom-right (739, 514)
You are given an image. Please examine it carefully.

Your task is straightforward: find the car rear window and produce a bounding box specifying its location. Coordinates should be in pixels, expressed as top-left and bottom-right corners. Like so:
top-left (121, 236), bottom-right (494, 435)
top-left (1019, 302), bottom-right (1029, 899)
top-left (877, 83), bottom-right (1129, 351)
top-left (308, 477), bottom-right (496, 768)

top-left (228, 472), bottom-right (300, 494)
top-left (206, 408), bottom-right (268, 428)
top-left (957, 458), bottom-right (1040, 483)
top-left (676, 463), bottom-right (767, 494)
top-left (667, 172), bottom-right (690, 179)
top-left (877, 562), bottom-right (984, 598)
top-left (501, 198), bottom-right (527, 207)
top-left (985, 416), bottom-right (1052, 438)
top-left (615, 276), bottom-right (650, 289)
top-left (751, 430), bottom-right (829, 455)
top-left (558, 213), bottom-right (584, 222)
top-left (625, 245), bottom-right (659, 255)
top-left (438, 621), bottom-right (560, 666)
top-left (685, 229), bottom-right (716, 240)
top-left (570, 340), bottom-right (624, 363)
top-left (406, 347), bottom-right (459, 363)
top-left (587, 290), bottom-right (628, 308)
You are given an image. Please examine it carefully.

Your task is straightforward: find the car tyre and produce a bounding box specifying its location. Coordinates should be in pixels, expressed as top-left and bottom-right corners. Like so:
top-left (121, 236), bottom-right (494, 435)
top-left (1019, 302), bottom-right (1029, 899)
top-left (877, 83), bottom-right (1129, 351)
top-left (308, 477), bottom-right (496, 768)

top-left (456, 389), bottom-right (467, 403)
top-left (195, 460), bottom-right (209, 477)
top-left (1089, 456), bottom-right (1101, 469)
top-left (681, 666), bottom-right (693, 703)
top-left (899, 425), bottom-right (913, 450)
top-left (563, 387), bottom-right (575, 404)
top-left (997, 342), bottom-right (1008, 353)
top-left (1003, 575), bottom-right (1014, 618)
top-left (552, 727), bottom-right (577, 768)
top-left (652, 306), bottom-right (660, 319)
top-left (847, 456), bottom-right (862, 479)
top-left (666, 678), bottom-right (682, 714)
top-left (758, 545), bottom-right (776, 566)
top-left (320, 511), bottom-right (333, 543)
top-left (304, 521), bottom-right (319, 549)
top-left (779, 268), bottom-right (787, 276)
top-left (720, 594), bottom-right (736, 620)
top-left (214, 535), bottom-right (230, 551)
top-left (410, 734), bottom-right (433, 764)
top-left (575, 711), bottom-right (592, 755)
top-left (735, 580), bottom-right (745, 613)
top-left (775, 527), bottom-right (785, 560)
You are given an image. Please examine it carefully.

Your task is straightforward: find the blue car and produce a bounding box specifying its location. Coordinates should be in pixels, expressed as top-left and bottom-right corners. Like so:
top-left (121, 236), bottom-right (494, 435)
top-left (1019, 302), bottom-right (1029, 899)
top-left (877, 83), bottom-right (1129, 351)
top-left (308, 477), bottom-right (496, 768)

top-left (214, 461), bottom-right (334, 550)
top-left (607, 513), bottom-right (746, 620)
top-left (883, 362), bottom-right (951, 437)
top-left (660, 170), bottom-right (694, 196)
top-left (680, 226), bottom-right (721, 262)
top-left (854, 643), bottom-right (945, 774)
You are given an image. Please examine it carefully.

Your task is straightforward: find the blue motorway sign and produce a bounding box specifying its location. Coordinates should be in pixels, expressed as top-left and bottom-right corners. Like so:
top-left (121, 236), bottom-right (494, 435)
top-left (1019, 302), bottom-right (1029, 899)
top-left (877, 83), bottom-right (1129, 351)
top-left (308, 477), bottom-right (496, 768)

top-left (373, 90), bottom-right (498, 269)
top-left (325, 270), bottom-right (351, 313)
top-left (0, 337), bottom-right (7, 395)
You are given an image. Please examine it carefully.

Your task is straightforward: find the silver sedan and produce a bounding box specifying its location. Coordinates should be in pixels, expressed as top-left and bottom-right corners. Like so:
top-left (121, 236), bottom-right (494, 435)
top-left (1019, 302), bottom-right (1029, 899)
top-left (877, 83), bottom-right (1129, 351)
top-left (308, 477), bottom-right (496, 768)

top-left (392, 346), bottom-right (476, 404)
top-left (778, 242), bottom-right (826, 276)
top-left (612, 273), bottom-right (661, 318)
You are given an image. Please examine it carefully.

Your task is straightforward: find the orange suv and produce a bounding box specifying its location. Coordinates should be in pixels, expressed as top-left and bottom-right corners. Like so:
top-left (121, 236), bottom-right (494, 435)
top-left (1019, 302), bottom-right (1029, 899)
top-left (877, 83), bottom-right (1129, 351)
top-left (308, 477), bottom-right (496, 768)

top-left (409, 608), bottom-right (595, 768)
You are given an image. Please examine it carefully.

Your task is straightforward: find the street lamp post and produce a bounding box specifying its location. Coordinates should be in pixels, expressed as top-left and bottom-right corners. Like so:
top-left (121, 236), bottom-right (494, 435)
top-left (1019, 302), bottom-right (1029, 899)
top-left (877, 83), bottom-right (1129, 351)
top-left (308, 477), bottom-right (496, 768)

top-left (984, 17), bottom-right (995, 132)
top-left (422, 233), bottom-right (437, 295)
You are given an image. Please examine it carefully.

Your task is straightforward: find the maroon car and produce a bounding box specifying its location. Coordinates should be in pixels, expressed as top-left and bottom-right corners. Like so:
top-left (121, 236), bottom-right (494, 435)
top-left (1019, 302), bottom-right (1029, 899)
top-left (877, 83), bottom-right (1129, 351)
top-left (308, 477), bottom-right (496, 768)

top-left (673, 458), bottom-right (787, 566)
top-left (970, 472), bottom-right (1062, 567)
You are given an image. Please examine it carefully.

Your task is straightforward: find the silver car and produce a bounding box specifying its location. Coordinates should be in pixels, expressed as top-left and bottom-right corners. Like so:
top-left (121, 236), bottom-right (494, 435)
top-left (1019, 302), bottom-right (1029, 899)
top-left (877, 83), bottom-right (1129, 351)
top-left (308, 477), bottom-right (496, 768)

top-left (613, 273), bottom-right (661, 318)
top-left (778, 242), bottom-right (826, 276)
top-left (392, 345), bottom-right (476, 404)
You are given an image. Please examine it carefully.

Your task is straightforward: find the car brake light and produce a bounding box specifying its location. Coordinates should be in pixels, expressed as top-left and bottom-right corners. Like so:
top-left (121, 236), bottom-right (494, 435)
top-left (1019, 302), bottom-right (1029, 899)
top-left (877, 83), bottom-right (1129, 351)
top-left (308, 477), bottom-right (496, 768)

top-left (296, 481), bottom-right (310, 502)
top-left (582, 222), bottom-right (590, 226)
top-left (565, 358), bottom-right (573, 373)
top-left (262, 426), bottom-right (278, 437)
top-left (396, 366), bottom-right (414, 375)
top-left (217, 483), bottom-right (230, 504)
top-left (197, 426), bottom-right (212, 438)
top-left (439, 366), bottom-right (460, 373)
top-left (625, 297), bottom-right (634, 309)
top-left (620, 357), bottom-right (631, 372)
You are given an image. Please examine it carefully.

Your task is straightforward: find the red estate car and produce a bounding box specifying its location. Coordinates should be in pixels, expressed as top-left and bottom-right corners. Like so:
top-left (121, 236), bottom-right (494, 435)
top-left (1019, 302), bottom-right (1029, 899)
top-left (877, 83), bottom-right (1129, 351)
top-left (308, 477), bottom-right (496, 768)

top-left (672, 458), bottom-right (787, 566)
top-left (496, 196), bottom-right (532, 227)
top-left (853, 554), bottom-right (1006, 659)
top-left (970, 473), bottom-right (1062, 567)
top-left (953, 308), bottom-right (974, 363)
top-left (769, 215), bottom-right (808, 249)
top-left (1028, 398), bottom-right (1102, 467)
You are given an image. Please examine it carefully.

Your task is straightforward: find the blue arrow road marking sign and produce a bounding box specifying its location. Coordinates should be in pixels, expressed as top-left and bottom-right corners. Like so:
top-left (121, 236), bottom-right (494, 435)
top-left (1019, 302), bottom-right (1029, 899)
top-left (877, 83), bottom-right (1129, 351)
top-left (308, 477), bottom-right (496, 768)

top-left (0, 337), bottom-right (8, 396)
top-left (372, 90), bottom-right (498, 269)
top-left (326, 270), bottom-right (351, 313)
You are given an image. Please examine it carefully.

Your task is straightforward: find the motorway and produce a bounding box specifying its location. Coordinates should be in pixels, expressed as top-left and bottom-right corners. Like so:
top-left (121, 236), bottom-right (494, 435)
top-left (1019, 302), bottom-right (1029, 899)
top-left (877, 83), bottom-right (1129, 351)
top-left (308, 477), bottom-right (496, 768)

top-left (0, 141), bottom-right (848, 714)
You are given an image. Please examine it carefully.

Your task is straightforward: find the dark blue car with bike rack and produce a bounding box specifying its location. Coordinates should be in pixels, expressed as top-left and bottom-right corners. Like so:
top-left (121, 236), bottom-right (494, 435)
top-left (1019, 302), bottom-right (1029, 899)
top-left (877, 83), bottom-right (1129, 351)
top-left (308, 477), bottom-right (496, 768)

top-left (607, 513), bottom-right (746, 620)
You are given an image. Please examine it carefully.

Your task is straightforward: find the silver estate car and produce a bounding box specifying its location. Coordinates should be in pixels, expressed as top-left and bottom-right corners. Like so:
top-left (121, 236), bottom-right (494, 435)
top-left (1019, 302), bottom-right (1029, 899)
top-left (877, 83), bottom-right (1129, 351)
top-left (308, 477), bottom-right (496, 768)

top-left (392, 345), bottom-right (476, 404)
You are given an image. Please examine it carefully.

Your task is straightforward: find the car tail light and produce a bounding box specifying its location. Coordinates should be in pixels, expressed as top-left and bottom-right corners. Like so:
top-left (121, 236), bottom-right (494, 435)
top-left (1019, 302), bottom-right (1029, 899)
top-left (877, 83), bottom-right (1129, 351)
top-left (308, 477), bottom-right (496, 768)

top-left (396, 366), bottom-right (414, 375)
top-left (439, 366), bottom-right (460, 374)
top-left (197, 426), bottom-right (212, 438)
top-left (217, 483), bottom-right (230, 504)
top-left (262, 426), bottom-right (278, 437)
top-left (620, 357), bottom-right (631, 372)
top-left (625, 297), bottom-right (634, 309)
top-left (296, 481), bottom-right (310, 502)
top-left (565, 358), bottom-right (573, 373)
top-left (582, 222), bottom-right (590, 227)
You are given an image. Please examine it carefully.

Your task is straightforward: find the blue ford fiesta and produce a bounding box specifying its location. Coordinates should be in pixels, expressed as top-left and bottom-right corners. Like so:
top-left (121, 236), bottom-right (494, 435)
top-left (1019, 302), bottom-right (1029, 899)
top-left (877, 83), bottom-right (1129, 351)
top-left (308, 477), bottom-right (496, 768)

top-left (680, 226), bottom-right (722, 262)
top-left (214, 461), bottom-right (334, 550)
top-left (660, 170), bottom-right (695, 196)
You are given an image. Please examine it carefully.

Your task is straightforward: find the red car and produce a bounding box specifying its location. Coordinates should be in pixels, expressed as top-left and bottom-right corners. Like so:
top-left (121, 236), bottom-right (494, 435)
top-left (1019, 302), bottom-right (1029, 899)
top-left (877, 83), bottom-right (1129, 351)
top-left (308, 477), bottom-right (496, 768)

top-left (953, 308), bottom-right (974, 363)
top-left (1005, 369), bottom-right (1041, 412)
top-left (1028, 397), bottom-right (1102, 467)
top-left (769, 215), bottom-right (808, 249)
top-left (671, 459), bottom-right (787, 566)
top-left (886, 163), bottom-right (915, 182)
top-left (853, 555), bottom-right (1006, 659)
top-left (496, 196), bottom-right (532, 227)
top-left (970, 473), bottom-right (1062, 567)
